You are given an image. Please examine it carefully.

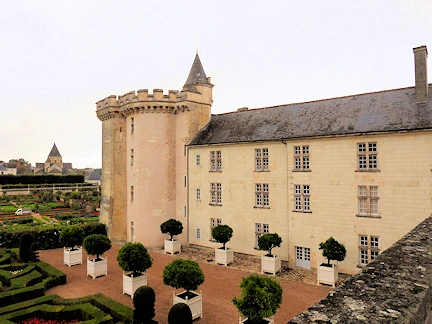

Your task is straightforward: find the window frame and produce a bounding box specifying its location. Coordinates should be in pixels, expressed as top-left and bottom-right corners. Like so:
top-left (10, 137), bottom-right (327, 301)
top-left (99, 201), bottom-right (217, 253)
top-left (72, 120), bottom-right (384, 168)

top-left (294, 184), bottom-right (311, 212)
top-left (210, 218), bottom-right (222, 241)
top-left (255, 148), bottom-right (269, 171)
top-left (196, 188), bottom-right (201, 200)
top-left (210, 182), bottom-right (222, 206)
top-left (210, 150), bottom-right (222, 172)
top-left (130, 149), bottom-right (134, 165)
top-left (293, 145), bottom-right (310, 171)
top-left (196, 154), bottom-right (201, 166)
top-left (358, 235), bottom-right (380, 266)
top-left (357, 185), bottom-right (380, 218)
top-left (255, 223), bottom-right (269, 248)
top-left (255, 183), bottom-right (270, 208)
top-left (357, 142), bottom-right (379, 171)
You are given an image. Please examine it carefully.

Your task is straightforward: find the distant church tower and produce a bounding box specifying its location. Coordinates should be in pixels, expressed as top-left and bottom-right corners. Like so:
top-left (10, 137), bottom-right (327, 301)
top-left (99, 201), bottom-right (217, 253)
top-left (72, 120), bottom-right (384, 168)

top-left (44, 143), bottom-right (63, 174)
top-left (96, 54), bottom-right (213, 245)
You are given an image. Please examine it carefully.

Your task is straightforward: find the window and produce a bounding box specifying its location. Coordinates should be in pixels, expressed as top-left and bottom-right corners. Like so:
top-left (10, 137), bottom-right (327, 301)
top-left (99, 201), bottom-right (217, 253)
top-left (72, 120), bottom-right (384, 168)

top-left (358, 186), bottom-right (379, 217)
top-left (130, 149), bottom-right (134, 165)
top-left (293, 145), bottom-right (310, 171)
top-left (255, 148), bottom-right (269, 171)
top-left (294, 185), bottom-right (311, 212)
top-left (210, 183), bottom-right (222, 205)
top-left (359, 235), bottom-right (380, 266)
top-left (357, 142), bottom-right (378, 170)
top-left (131, 117), bottom-right (134, 133)
top-left (255, 223), bottom-right (269, 248)
top-left (130, 186), bottom-right (134, 201)
top-left (210, 218), bottom-right (222, 240)
top-left (196, 228), bottom-right (201, 239)
top-left (255, 183), bottom-right (269, 207)
top-left (196, 188), bottom-right (201, 200)
top-left (196, 154), bottom-right (201, 166)
top-left (210, 151), bottom-right (222, 171)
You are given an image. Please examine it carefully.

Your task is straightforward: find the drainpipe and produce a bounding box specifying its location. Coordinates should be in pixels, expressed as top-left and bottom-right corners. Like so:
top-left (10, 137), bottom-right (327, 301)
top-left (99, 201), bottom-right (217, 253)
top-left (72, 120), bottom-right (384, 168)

top-left (281, 139), bottom-right (289, 266)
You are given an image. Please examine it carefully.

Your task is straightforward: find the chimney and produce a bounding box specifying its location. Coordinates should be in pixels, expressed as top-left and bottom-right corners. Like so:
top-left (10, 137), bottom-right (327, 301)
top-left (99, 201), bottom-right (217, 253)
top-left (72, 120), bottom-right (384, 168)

top-left (237, 107), bottom-right (249, 112)
top-left (413, 45), bottom-right (428, 103)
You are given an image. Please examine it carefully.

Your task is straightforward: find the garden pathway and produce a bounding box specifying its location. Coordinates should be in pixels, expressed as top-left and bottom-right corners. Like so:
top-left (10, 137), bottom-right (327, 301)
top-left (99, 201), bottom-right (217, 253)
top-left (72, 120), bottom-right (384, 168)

top-left (40, 245), bottom-right (331, 324)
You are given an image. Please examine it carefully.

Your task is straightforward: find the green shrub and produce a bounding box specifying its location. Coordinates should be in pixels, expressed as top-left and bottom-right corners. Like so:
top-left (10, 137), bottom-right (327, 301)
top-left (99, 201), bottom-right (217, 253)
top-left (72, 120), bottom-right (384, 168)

top-left (133, 286), bottom-right (156, 323)
top-left (59, 225), bottom-right (85, 250)
top-left (83, 234), bottom-right (111, 260)
top-left (212, 224), bottom-right (233, 249)
top-left (168, 302), bottom-right (192, 324)
top-left (232, 274), bottom-right (283, 323)
top-left (163, 259), bottom-right (204, 293)
top-left (160, 219), bottom-right (183, 241)
top-left (258, 233), bottom-right (282, 257)
top-left (117, 243), bottom-right (152, 276)
top-left (319, 237), bottom-right (346, 266)
top-left (19, 234), bottom-right (33, 263)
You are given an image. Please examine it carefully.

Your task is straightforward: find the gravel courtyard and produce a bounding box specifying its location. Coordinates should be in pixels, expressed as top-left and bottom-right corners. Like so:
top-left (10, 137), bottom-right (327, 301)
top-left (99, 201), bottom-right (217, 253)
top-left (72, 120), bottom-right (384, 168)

top-left (40, 244), bottom-right (332, 323)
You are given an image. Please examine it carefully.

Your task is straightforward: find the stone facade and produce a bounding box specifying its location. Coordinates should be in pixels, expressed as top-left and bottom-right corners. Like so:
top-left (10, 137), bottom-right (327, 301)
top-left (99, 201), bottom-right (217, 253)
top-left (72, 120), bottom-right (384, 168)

top-left (34, 143), bottom-right (74, 174)
top-left (97, 46), bottom-right (431, 275)
top-left (289, 215), bottom-right (432, 323)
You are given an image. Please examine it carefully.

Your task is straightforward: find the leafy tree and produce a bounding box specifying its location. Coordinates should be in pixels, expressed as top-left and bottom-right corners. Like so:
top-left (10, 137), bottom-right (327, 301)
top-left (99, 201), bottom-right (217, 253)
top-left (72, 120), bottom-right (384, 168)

top-left (83, 234), bottom-right (111, 261)
top-left (163, 259), bottom-right (204, 293)
top-left (258, 233), bottom-right (282, 257)
top-left (160, 219), bottom-right (183, 241)
top-left (117, 242), bottom-right (153, 276)
top-left (232, 274), bottom-right (283, 323)
top-left (212, 224), bottom-right (233, 249)
top-left (59, 225), bottom-right (85, 250)
top-left (319, 237), bottom-right (346, 266)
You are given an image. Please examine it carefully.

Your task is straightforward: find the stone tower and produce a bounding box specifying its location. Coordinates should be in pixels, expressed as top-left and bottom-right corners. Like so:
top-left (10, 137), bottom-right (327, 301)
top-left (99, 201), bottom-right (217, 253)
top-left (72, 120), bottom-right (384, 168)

top-left (44, 143), bottom-right (63, 174)
top-left (96, 54), bottom-right (213, 245)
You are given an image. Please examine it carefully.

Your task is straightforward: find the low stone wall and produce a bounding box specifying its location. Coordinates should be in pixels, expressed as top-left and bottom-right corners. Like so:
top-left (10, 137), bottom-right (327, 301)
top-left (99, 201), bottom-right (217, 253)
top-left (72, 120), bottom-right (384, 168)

top-left (289, 215), bottom-right (432, 323)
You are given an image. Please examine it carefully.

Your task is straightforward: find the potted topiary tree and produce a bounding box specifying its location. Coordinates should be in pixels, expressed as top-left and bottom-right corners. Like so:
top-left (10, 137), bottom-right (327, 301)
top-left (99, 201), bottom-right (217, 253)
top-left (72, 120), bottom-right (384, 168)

top-left (258, 233), bottom-right (282, 275)
top-left (232, 274), bottom-right (283, 324)
top-left (161, 219), bottom-right (183, 254)
top-left (212, 224), bottom-right (234, 266)
top-left (117, 242), bottom-right (153, 298)
top-left (317, 236), bottom-right (346, 287)
top-left (59, 225), bottom-right (85, 267)
top-left (163, 259), bottom-right (204, 320)
top-left (83, 234), bottom-right (112, 279)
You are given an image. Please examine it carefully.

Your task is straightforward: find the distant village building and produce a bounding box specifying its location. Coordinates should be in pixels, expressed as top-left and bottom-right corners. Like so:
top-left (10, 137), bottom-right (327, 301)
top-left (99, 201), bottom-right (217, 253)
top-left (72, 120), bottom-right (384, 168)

top-left (34, 143), bottom-right (74, 174)
top-left (85, 170), bottom-right (101, 186)
top-left (0, 165), bottom-right (10, 175)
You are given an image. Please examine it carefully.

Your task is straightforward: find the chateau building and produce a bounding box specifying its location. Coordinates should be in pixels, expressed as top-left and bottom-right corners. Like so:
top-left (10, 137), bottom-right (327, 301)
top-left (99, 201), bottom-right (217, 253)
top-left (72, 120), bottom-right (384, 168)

top-left (34, 143), bottom-right (74, 174)
top-left (97, 46), bottom-right (431, 274)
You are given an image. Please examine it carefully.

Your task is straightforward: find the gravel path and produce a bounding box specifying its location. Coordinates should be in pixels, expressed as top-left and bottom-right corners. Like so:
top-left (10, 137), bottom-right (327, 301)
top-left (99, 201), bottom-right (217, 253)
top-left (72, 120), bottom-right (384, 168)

top-left (40, 244), bottom-right (333, 324)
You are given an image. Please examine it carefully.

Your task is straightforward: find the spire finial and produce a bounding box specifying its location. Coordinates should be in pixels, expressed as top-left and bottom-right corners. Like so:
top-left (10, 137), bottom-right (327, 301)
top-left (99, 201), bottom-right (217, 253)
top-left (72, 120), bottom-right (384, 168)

top-left (196, 35), bottom-right (198, 54)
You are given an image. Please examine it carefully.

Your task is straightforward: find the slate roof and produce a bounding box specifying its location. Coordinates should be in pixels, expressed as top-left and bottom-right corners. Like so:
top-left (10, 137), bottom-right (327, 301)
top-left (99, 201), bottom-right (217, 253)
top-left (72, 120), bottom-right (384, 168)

top-left (183, 54), bottom-right (210, 90)
top-left (190, 85), bottom-right (432, 145)
top-left (86, 170), bottom-right (100, 181)
top-left (48, 143), bottom-right (62, 157)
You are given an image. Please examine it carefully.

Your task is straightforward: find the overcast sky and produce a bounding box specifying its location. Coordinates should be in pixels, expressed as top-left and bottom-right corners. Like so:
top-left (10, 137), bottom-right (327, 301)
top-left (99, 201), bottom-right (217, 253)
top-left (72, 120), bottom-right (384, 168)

top-left (1, 1), bottom-right (431, 169)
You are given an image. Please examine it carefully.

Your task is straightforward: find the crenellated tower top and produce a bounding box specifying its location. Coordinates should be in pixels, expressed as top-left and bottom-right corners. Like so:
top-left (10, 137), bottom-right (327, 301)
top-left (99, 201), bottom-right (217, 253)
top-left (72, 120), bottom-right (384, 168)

top-left (96, 54), bottom-right (213, 121)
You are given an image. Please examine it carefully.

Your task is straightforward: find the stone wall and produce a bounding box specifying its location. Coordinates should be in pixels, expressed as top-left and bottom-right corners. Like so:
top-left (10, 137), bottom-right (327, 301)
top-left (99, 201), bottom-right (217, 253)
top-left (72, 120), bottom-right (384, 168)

top-left (289, 215), bottom-right (432, 323)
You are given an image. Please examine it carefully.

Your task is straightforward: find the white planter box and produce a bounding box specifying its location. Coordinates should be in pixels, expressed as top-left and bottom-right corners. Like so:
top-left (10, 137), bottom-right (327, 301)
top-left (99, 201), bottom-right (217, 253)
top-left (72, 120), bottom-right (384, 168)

top-left (165, 239), bottom-right (181, 254)
top-left (64, 247), bottom-right (82, 267)
top-left (215, 247), bottom-right (233, 266)
top-left (317, 262), bottom-right (338, 287)
top-left (239, 317), bottom-right (274, 324)
top-left (173, 290), bottom-right (202, 320)
top-left (123, 271), bottom-right (147, 297)
top-left (87, 257), bottom-right (107, 279)
top-left (261, 255), bottom-right (282, 275)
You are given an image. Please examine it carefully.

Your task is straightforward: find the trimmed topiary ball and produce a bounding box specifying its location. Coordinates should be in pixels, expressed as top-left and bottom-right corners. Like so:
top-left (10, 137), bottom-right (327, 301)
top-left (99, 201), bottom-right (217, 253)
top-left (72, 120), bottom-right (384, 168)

top-left (59, 225), bottom-right (85, 250)
top-left (212, 224), bottom-right (233, 249)
top-left (168, 303), bottom-right (192, 324)
top-left (117, 242), bottom-right (153, 276)
top-left (160, 219), bottom-right (183, 241)
top-left (82, 234), bottom-right (111, 260)
top-left (163, 259), bottom-right (204, 293)
top-left (258, 233), bottom-right (282, 257)
top-left (133, 285), bottom-right (156, 323)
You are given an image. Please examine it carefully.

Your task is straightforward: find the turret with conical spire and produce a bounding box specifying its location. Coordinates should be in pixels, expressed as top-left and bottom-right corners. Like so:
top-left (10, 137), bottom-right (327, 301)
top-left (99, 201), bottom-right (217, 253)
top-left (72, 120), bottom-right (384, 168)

top-left (48, 143), bottom-right (62, 157)
top-left (183, 54), bottom-right (211, 91)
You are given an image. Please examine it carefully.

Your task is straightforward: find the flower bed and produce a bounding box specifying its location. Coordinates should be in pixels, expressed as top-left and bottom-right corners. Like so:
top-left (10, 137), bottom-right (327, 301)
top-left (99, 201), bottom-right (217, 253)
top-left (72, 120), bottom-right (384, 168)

top-left (20, 318), bottom-right (79, 324)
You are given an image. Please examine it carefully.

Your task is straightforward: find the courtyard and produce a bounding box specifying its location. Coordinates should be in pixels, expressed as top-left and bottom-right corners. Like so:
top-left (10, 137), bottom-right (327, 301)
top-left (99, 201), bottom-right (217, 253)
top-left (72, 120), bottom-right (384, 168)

top-left (40, 244), bottom-right (332, 323)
